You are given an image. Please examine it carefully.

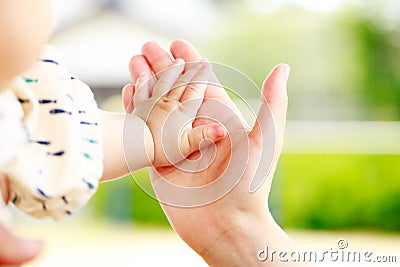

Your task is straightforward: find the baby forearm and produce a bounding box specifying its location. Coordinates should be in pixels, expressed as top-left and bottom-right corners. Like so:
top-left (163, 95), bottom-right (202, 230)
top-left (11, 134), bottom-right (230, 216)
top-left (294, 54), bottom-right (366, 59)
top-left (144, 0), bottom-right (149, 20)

top-left (100, 111), bottom-right (154, 182)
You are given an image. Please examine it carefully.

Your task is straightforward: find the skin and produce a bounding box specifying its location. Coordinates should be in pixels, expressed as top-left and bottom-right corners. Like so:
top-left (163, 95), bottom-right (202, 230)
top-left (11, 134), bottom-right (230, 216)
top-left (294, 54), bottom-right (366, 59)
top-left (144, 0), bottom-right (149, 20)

top-left (0, 1), bottom-right (52, 265)
top-left (0, 0), bottom-right (53, 90)
top-left (131, 59), bottom-right (226, 167)
top-left (101, 59), bottom-right (226, 180)
top-left (125, 40), bottom-right (312, 266)
top-left (0, 3), bottom-right (223, 265)
top-left (0, 215), bottom-right (42, 267)
top-left (0, 1), bottom-right (309, 264)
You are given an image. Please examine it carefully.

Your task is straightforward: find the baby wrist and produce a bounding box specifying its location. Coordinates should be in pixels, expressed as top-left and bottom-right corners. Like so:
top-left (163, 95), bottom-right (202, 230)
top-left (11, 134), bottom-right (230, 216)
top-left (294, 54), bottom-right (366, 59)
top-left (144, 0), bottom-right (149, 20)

top-left (123, 114), bottom-right (154, 170)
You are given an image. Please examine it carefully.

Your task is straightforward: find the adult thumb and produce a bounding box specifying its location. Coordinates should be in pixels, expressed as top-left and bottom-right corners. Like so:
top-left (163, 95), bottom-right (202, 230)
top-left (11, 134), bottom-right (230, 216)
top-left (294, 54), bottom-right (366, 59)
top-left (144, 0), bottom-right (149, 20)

top-left (250, 64), bottom-right (290, 154)
top-left (248, 64), bottom-right (290, 193)
top-left (0, 223), bottom-right (42, 266)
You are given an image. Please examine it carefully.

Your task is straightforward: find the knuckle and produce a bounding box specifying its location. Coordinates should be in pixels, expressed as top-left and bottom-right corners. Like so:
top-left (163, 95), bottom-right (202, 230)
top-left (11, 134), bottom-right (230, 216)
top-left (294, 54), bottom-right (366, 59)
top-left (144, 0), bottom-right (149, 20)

top-left (157, 79), bottom-right (170, 87)
top-left (175, 79), bottom-right (189, 87)
top-left (157, 97), bottom-right (178, 111)
top-left (158, 97), bottom-right (173, 109)
top-left (187, 131), bottom-right (196, 150)
top-left (186, 84), bottom-right (201, 94)
top-left (201, 127), bottom-right (208, 140)
top-left (161, 96), bottom-right (171, 103)
top-left (155, 57), bottom-right (175, 74)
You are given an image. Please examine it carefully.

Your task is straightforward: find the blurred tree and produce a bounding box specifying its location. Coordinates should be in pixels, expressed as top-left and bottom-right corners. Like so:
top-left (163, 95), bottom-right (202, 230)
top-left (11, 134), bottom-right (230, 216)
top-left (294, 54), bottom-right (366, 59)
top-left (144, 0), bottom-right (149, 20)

top-left (202, 7), bottom-right (364, 120)
top-left (350, 18), bottom-right (400, 120)
top-left (212, 0), bottom-right (243, 7)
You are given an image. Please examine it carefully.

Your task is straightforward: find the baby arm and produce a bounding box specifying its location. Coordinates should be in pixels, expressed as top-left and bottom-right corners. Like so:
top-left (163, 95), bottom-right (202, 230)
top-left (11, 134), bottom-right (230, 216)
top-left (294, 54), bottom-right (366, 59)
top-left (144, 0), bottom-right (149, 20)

top-left (0, 46), bottom-right (222, 219)
top-left (100, 111), bottom-right (153, 181)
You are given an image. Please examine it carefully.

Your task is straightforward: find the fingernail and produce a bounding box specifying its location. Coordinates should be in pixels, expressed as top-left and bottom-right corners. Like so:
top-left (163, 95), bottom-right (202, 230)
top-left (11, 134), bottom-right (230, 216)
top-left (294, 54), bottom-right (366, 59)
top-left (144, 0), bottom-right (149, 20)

top-left (213, 125), bottom-right (226, 138)
top-left (175, 58), bottom-right (184, 64)
top-left (280, 64), bottom-right (291, 82)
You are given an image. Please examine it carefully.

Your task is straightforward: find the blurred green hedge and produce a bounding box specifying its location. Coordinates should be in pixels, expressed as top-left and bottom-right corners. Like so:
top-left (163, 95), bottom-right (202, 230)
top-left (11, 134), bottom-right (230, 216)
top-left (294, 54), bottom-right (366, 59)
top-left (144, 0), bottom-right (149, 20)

top-left (280, 154), bottom-right (400, 231)
top-left (92, 169), bottom-right (169, 226)
top-left (91, 154), bottom-right (400, 231)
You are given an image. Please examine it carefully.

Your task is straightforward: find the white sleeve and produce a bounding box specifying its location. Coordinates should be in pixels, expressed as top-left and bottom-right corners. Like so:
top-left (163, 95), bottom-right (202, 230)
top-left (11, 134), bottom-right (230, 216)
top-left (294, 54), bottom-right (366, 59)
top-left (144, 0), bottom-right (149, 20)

top-left (3, 46), bottom-right (103, 220)
top-left (0, 90), bottom-right (25, 168)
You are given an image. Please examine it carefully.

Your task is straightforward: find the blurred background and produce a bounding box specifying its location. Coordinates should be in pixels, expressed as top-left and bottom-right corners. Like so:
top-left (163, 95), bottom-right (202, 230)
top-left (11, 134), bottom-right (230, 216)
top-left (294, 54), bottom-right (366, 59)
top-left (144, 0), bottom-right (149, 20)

top-left (9, 0), bottom-right (400, 266)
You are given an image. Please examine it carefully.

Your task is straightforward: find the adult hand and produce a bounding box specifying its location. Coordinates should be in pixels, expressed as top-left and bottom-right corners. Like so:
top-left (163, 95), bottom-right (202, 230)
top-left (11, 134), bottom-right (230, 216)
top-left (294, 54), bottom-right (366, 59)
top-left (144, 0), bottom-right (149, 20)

top-left (0, 174), bottom-right (42, 266)
top-left (0, 223), bottom-right (42, 266)
top-left (125, 40), bottom-right (307, 266)
top-left (0, 174), bottom-right (9, 205)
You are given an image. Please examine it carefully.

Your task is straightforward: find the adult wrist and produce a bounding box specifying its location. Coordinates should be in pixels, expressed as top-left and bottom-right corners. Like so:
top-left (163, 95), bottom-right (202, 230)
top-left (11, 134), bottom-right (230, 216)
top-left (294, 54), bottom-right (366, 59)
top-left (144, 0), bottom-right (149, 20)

top-left (201, 212), bottom-right (276, 266)
top-left (202, 211), bottom-right (312, 266)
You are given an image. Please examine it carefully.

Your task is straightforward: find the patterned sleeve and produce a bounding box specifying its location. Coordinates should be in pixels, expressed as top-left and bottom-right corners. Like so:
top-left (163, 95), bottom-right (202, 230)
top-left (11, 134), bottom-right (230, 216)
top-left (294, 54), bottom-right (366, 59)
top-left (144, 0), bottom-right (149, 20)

top-left (3, 46), bottom-right (103, 220)
top-left (0, 90), bottom-right (25, 168)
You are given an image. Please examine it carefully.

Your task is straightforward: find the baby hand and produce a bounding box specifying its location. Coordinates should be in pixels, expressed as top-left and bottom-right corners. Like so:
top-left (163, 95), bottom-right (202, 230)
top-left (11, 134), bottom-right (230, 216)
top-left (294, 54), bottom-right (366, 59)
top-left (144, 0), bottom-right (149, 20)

top-left (131, 59), bottom-right (226, 167)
